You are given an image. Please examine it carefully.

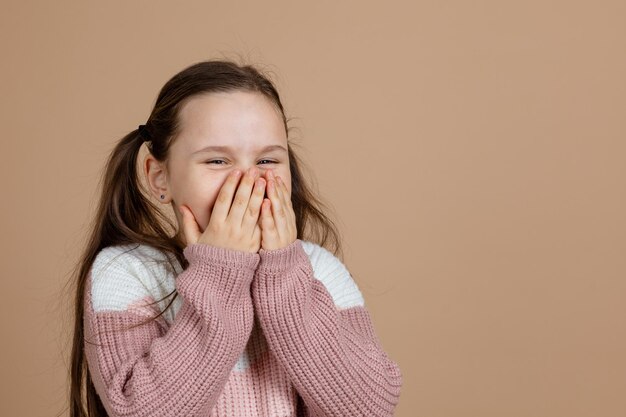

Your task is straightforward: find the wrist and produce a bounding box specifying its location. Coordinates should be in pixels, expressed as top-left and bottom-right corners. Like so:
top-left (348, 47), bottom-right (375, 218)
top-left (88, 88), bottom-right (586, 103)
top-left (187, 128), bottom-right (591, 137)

top-left (257, 239), bottom-right (309, 274)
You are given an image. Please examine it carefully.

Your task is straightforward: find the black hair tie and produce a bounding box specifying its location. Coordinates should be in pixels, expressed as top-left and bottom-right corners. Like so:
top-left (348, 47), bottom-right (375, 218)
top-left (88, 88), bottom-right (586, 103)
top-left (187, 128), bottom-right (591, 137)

top-left (138, 124), bottom-right (150, 142)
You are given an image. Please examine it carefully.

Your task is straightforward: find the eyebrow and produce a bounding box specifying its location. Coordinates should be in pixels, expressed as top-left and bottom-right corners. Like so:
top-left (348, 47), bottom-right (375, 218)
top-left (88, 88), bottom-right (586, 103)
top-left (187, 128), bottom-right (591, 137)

top-left (191, 144), bottom-right (288, 155)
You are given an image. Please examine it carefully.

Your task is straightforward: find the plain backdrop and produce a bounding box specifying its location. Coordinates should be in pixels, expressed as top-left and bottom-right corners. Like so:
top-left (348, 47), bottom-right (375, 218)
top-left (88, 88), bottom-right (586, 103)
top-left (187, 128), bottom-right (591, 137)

top-left (1, 1), bottom-right (625, 416)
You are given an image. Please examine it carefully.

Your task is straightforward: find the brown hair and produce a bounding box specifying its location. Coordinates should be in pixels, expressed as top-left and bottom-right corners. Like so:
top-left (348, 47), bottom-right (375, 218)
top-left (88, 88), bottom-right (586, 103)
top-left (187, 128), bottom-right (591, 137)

top-left (64, 58), bottom-right (346, 417)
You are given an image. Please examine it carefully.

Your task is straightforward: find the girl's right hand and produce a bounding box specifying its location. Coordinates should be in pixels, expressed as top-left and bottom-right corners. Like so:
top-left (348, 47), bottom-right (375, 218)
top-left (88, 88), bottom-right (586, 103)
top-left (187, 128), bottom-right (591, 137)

top-left (179, 167), bottom-right (266, 253)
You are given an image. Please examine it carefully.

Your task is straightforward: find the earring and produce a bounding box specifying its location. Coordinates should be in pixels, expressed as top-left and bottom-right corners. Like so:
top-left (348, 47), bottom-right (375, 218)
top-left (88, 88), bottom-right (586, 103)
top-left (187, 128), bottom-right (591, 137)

top-left (160, 194), bottom-right (165, 200)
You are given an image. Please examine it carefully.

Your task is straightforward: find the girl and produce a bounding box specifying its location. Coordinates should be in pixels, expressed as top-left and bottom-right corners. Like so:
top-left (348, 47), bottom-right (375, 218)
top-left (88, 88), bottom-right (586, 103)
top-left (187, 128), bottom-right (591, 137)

top-left (69, 59), bottom-right (403, 417)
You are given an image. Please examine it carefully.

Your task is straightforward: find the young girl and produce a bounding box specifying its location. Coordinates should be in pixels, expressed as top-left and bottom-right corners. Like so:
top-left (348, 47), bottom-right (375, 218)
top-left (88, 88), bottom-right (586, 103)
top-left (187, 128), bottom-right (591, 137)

top-left (69, 59), bottom-right (403, 417)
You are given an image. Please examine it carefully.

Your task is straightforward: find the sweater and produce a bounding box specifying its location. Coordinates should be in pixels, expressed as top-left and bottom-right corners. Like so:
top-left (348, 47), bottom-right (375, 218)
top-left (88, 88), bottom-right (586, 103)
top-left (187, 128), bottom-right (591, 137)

top-left (83, 238), bottom-right (403, 416)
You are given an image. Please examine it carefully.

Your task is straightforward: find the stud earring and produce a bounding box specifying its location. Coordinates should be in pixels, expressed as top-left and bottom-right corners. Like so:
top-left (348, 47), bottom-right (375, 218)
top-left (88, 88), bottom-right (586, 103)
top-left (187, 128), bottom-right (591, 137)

top-left (160, 194), bottom-right (165, 200)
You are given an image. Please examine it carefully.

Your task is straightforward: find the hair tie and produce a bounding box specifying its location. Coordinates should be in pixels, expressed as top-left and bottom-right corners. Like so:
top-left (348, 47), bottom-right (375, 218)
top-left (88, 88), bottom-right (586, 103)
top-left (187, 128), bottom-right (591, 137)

top-left (138, 124), bottom-right (150, 142)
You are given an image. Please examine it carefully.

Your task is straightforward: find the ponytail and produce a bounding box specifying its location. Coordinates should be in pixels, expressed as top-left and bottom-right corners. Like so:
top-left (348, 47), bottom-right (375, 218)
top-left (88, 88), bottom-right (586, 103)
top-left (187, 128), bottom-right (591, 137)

top-left (65, 127), bottom-right (184, 417)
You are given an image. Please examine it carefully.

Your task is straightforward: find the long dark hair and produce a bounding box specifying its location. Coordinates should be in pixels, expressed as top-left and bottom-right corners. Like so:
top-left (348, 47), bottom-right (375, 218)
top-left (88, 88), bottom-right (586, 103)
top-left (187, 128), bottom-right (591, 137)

top-left (64, 58), bottom-right (346, 417)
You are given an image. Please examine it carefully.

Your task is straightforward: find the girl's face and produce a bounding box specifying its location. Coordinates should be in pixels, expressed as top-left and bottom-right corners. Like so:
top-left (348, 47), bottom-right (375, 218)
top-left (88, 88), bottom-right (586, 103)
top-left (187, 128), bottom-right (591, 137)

top-left (145, 90), bottom-right (291, 235)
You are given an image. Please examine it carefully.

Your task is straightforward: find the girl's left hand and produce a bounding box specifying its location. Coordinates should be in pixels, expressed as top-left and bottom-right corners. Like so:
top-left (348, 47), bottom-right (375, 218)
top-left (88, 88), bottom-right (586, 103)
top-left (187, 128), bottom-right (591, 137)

top-left (258, 169), bottom-right (297, 251)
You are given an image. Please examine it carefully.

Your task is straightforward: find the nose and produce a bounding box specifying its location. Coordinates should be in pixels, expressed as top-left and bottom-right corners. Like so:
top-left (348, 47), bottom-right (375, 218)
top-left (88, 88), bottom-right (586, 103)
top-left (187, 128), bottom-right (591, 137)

top-left (239, 166), bottom-right (271, 178)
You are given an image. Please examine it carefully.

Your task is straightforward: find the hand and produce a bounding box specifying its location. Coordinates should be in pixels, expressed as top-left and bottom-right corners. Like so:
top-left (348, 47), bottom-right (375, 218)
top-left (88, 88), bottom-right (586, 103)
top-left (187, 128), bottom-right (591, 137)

top-left (258, 169), bottom-right (297, 251)
top-left (179, 167), bottom-right (266, 253)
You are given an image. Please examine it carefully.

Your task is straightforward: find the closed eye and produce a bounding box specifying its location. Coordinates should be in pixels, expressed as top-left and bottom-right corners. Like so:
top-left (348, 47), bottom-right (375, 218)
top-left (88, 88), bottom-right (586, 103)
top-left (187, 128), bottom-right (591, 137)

top-left (204, 160), bottom-right (277, 165)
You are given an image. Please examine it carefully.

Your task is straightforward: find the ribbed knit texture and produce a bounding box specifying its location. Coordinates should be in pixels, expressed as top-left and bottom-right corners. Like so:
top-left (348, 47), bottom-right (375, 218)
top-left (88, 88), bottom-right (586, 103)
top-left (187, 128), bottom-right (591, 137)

top-left (83, 239), bottom-right (402, 416)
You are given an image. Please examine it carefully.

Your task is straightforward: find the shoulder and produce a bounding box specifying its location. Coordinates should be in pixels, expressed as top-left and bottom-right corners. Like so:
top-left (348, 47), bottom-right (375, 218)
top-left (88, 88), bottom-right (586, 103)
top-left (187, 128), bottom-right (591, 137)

top-left (299, 239), bottom-right (365, 309)
top-left (89, 243), bottom-right (182, 313)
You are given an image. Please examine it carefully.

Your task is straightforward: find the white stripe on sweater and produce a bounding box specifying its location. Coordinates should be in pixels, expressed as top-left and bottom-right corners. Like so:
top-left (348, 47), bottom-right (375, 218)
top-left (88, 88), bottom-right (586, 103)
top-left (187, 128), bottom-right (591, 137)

top-left (90, 240), bottom-right (365, 321)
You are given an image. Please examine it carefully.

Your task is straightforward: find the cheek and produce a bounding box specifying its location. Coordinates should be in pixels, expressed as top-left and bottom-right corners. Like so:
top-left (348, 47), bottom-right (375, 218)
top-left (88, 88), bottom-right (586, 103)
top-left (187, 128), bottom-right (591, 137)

top-left (182, 177), bottom-right (225, 223)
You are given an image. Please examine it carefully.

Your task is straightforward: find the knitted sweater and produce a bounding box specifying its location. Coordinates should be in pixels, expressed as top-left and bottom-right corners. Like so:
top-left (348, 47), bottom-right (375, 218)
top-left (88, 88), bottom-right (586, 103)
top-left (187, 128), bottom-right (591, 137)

top-left (83, 238), bottom-right (403, 416)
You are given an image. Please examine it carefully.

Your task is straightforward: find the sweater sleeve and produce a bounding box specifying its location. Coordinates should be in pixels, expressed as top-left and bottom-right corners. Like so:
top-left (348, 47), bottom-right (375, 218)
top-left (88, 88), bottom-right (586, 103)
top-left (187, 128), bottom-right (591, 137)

top-left (83, 243), bottom-right (260, 417)
top-left (251, 239), bottom-right (403, 417)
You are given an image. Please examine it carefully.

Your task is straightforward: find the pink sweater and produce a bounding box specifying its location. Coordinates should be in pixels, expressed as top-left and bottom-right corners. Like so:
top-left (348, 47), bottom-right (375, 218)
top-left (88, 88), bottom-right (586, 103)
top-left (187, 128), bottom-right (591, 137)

top-left (83, 238), bottom-right (403, 416)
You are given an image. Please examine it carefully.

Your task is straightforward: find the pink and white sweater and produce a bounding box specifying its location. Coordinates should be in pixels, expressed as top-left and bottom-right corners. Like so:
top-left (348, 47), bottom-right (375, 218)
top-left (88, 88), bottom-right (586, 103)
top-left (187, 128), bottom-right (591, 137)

top-left (83, 238), bottom-right (403, 416)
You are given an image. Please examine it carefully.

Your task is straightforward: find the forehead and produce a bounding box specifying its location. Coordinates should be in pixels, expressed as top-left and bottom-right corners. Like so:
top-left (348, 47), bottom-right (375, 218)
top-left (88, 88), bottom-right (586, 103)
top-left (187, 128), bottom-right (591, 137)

top-left (174, 90), bottom-right (286, 154)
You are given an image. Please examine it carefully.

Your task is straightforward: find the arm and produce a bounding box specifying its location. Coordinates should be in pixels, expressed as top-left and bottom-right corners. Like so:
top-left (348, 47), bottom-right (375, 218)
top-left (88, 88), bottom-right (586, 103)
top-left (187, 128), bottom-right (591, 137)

top-left (83, 243), bottom-right (259, 417)
top-left (251, 239), bottom-right (403, 417)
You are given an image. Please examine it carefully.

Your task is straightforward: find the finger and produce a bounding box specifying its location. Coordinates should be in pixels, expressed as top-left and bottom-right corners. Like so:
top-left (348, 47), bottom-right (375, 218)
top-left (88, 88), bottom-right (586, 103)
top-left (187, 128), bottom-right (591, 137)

top-left (275, 176), bottom-right (289, 208)
top-left (276, 175), bottom-right (296, 220)
top-left (268, 177), bottom-right (287, 225)
top-left (272, 177), bottom-right (287, 221)
top-left (276, 176), bottom-right (297, 240)
top-left (252, 222), bottom-right (262, 244)
top-left (279, 176), bottom-right (291, 201)
top-left (242, 176), bottom-right (265, 232)
top-left (259, 198), bottom-right (277, 235)
top-left (179, 205), bottom-right (200, 246)
top-left (228, 167), bottom-right (259, 223)
top-left (210, 169), bottom-right (243, 223)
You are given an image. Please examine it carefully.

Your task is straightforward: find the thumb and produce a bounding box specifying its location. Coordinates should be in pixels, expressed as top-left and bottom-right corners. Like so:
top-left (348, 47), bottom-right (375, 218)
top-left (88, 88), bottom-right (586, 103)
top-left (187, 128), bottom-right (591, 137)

top-left (179, 205), bottom-right (200, 246)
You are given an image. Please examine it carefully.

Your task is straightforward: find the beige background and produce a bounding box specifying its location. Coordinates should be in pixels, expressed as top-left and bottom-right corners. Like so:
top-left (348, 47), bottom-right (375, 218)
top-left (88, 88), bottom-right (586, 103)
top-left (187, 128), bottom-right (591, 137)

top-left (1, 1), bottom-right (625, 416)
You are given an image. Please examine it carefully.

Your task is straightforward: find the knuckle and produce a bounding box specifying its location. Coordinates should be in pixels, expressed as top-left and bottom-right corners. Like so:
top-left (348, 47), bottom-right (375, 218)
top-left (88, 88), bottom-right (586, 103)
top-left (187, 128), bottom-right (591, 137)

top-left (233, 196), bottom-right (247, 207)
top-left (217, 191), bottom-right (229, 204)
top-left (207, 223), bottom-right (220, 234)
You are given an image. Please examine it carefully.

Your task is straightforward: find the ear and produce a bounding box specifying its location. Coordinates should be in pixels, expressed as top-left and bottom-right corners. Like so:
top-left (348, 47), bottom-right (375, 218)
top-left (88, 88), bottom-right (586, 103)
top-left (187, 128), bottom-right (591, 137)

top-left (144, 153), bottom-right (171, 203)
